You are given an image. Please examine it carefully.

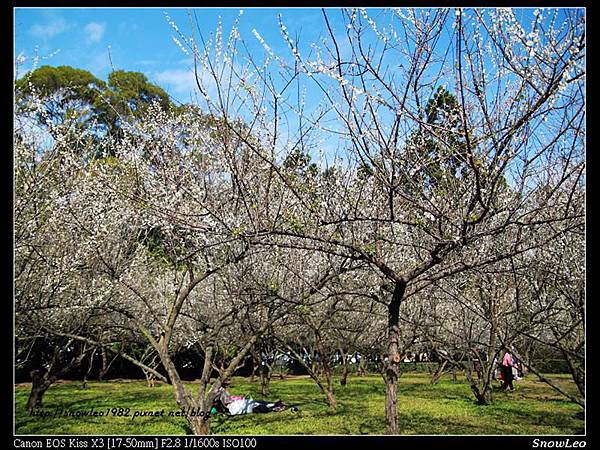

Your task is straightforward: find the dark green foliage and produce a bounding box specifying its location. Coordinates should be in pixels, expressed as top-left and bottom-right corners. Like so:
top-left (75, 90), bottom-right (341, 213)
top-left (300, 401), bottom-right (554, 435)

top-left (357, 163), bottom-right (374, 180)
top-left (15, 65), bottom-right (173, 139)
top-left (425, 86), bottom-right (460, 126)
top-left (15, 65), bottom-right (106, 136)
top-left (136, 227), bottom-right (184, 268)
top-left (283, 148), bottom-right (312, 173)
top-left (399, 87), bottom-right (469, 195)
top-left (15, 65), bottom-right (105, 102)
top-left (531, 359), bottom-right (571, 374)
top-left (98, 70), bottom-right (172, 133)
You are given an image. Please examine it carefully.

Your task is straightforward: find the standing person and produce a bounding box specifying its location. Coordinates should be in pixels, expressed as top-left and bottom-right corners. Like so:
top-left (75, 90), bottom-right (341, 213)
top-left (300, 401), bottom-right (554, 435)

top-left (500, 348), bottom-right (517, 391)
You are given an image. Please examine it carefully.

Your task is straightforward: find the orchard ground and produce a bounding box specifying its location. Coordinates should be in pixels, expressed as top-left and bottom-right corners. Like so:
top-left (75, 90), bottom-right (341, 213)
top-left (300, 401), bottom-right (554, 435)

top-left (15, 373), bottom-right (583, 435)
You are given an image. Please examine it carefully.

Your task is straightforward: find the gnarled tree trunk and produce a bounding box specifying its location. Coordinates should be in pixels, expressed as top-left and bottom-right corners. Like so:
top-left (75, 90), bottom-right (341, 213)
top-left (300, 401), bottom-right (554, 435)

top-left (260, 363), bottom-right (271, 396)
top-left (339, 349), bottom-right (349, 387)
top-left (26, 370), bottom-right (52, 411)
top-left (384, 281), bottom-right (406, 435)
top-left (430, 360), bottom-right (447, 384)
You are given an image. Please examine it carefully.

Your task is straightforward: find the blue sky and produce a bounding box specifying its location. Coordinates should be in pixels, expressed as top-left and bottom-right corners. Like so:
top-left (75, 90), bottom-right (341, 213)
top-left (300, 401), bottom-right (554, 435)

top-left (14, 8), bottom-right (371, 162)
top-left (14, 8), bottom-right (584, 170)
top-left (14, 8), bottom-right (358, 104)
top-left (14, 8), bottom-right (568, 107)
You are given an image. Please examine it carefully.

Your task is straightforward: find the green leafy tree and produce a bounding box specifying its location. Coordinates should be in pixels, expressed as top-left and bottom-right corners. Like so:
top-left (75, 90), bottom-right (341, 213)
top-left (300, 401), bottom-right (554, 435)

top-left (15, 65), bottom-right (106, 131)
top-left (15, 65), bottom-right (173, 141)
top-left (98, 70), bottom-right (172, 136)
top-left (404, 87), bottom-right (469, 194)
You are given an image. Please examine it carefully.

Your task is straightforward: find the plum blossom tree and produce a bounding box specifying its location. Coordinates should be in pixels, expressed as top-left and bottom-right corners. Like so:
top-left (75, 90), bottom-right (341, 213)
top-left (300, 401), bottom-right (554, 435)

top-left (255, 7), bottom-right (585, 433)
top-left (14, 6), bottom-right (584, 437)
top-left (14, 99), bottom-right (161, 409)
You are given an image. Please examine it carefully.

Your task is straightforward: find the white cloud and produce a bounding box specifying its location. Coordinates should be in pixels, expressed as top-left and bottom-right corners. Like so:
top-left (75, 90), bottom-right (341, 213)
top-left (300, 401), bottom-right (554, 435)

top-left (153, 63), bottom-right (243, 104)
top-left (84, 22), bottom-right (106, 44)
top-left (153, 69), bottom-right (197, 94)
top-left (30, 17), bottom-right (68, 39)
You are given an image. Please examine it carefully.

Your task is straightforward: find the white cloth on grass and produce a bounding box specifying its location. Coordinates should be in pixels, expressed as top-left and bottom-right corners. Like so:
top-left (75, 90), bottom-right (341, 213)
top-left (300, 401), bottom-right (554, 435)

top-left (227, 398), bottom-right (254, 415)
top-left (226, 398), bottom-right (276, 415)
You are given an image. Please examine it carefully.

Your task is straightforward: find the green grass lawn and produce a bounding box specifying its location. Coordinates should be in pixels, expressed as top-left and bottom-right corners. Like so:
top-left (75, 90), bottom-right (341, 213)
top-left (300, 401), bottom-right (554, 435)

top-left (15, 373), bottom-right (584, 435)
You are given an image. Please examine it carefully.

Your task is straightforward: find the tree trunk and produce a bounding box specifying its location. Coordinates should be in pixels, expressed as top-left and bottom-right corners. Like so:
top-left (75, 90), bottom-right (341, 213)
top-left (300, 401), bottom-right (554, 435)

top-left (82, 348), bottom-right (97, 389)
top-left (325, 389), bottom-right (337, 412)
top-left (340, 367), bottom-right (349, 386)
top-left (189, 414), bottom-right (211, 435)
top-left (466, 370), bottom-right (493, 405)
top-left (358, 356), bottom-right (366, 377)
top-left (385, 373), bottom-right (398, 434)
top-left (563, 349), bottom-right (585, 399)
top-left (284, 343), bottom-right (337, 412)
top-left (26, 370), bottom-right (51, 411)
top-left (470, 385), bottom-right (492, 405)
top-left (340, 350), bottom-right (349, 387)
top-left (278, 365), bottom-right (287, 380)
top-left (323, 364), bottom-right (337, 412)
top-left (26, 386), bottom-right (49, 411)
top-left (160, 353), bottom-right (211, 435)
top-left (260, 364), bottom-right (271, 397)
top-left (98, 348), bottom-right (108, 381)
top-left (430, 360), bottom-right (447, 384)
top-left (384, 281), bottom-right (407, 435)
top-left (249, 348), bottom-right (258, 383)
top-left (143, 370), bottom-right (156, 387)
top-left (97, 346), bottom-right (122, 381)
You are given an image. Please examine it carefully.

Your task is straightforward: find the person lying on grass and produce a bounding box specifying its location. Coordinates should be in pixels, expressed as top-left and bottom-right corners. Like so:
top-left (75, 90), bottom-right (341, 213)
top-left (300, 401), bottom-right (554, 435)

top-left (212, 381), bottom-right (287, 415)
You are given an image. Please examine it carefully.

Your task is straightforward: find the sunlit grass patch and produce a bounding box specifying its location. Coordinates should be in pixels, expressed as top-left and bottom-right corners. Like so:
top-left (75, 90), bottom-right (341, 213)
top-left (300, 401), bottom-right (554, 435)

top-left (15, 373), bottom-right (583, 435)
